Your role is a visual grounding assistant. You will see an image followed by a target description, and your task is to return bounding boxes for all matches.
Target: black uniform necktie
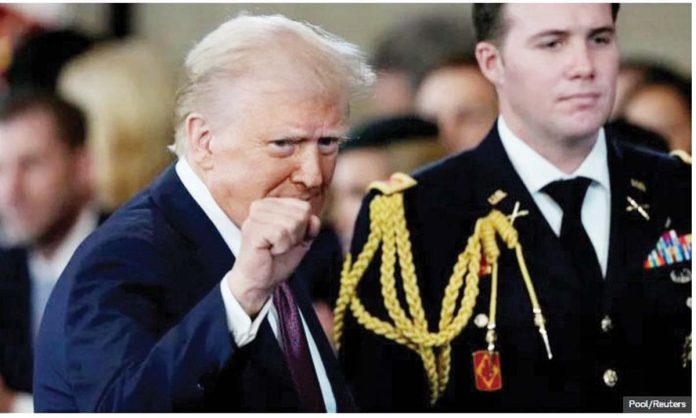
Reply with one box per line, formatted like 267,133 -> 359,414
542,177 -> 604,327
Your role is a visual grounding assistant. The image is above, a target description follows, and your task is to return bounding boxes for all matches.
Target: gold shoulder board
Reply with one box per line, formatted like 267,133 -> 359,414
670,149 -> 692,165
368,172 -> 417,195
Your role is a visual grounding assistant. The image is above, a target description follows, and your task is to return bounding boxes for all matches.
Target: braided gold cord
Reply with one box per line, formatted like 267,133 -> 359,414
333,192 -> 530,405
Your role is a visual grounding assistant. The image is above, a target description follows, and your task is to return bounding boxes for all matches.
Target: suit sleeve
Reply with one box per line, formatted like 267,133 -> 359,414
64,236 -> 235,412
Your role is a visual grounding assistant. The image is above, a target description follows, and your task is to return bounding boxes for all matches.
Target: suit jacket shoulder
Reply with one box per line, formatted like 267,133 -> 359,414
36,166 -> 235,412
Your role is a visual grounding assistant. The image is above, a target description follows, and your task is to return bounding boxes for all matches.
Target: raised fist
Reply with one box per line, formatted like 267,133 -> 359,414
226,197 -> 320,316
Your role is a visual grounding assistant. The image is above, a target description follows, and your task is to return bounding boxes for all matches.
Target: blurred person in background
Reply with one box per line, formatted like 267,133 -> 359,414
0,27 -> 94,242
368,13 -> 475,117
610,59 -> 652,120
330,115 -> 441,254
33,14 -> 373,412
415,55 -> 498,154
4,28 -> 95,95
0,92 -> 100,412
621,67 -> 691,154
58,40 -> 175,212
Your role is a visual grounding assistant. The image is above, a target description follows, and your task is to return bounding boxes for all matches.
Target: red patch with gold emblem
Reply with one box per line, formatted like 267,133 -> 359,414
473,350 -> 502,391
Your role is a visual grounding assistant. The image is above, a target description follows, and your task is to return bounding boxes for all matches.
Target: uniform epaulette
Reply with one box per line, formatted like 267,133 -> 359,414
368,172 -> 417,195
670,149 -> 692,165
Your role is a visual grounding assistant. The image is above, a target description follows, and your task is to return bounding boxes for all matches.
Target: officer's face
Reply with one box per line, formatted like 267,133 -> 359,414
479,4 -> 619,145
189,77 -> 348,228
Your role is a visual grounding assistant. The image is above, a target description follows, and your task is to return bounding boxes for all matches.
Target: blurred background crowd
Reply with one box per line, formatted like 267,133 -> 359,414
0,3 -> 691,412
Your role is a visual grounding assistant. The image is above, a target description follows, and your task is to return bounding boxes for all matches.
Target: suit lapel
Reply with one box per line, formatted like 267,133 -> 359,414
150,164 -> 235,287
150,164 -> 356,410
251,316 -> 297,389
150,166 -> 295,381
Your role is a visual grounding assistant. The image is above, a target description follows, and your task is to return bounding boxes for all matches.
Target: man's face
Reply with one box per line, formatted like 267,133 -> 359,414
330,148 -> 391,252
0,110 -> 84,246
488,4 -> 619,144
198,80 -> 348,227
371,70 -> 416,117
416,65 -> 498,153
624,85 -> 692,153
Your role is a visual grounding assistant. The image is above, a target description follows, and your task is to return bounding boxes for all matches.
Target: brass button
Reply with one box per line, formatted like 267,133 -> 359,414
474,313 -> 489,328
603,369 -> 618,387
601,315 -> 613,333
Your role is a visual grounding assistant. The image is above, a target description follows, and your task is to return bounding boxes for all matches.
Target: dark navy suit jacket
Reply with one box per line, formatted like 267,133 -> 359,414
341,126 -> 691,411
0,248 -> 33,393
0,213 -> 108,395
33,165 -> 354,412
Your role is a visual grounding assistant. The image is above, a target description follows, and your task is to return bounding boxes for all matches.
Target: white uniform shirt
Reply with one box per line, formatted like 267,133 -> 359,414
497,117 -> 611,276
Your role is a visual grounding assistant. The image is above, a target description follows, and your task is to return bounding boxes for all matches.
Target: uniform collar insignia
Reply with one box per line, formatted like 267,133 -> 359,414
630,178 -> 647,193
506,201 -> 529,226
626,196 -> 650,221
488,189 -> 507,206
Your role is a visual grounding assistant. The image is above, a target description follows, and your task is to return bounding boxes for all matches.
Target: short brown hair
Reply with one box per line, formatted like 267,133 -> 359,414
0,91 -> 86,150
473,3 -> 621,44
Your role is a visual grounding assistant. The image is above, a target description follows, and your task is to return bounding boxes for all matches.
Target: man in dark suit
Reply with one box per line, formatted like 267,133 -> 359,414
0,93 -> 97,412
33,14 -> 374,412
338,3 -> 691,412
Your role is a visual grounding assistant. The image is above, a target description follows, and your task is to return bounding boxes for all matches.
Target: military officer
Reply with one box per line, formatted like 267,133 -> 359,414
336,3 -> 691,412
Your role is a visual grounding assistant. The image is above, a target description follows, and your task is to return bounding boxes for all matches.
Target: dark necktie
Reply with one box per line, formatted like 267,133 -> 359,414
273,282 -> 326,412
542,177 -> 604,326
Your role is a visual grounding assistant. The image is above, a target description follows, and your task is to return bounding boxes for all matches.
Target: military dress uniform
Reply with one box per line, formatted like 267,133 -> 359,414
336,122 -> 691,412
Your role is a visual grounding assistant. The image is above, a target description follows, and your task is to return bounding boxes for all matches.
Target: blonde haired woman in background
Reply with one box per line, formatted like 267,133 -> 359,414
58,40 -> 175,211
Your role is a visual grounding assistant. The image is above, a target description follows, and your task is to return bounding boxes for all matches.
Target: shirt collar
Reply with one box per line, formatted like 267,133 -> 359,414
175,158 -> 242,257
28,205 -> 99,282
497,116 -> 610,193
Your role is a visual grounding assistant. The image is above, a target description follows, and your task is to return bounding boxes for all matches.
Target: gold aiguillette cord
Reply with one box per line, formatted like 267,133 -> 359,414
486,246 -> 553,360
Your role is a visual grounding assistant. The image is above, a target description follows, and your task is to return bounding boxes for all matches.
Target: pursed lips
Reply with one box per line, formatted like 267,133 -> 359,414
559,92 -> 602,102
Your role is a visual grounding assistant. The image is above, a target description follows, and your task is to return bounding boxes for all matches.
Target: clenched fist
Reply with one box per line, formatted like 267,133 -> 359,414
226,198 -> 320,316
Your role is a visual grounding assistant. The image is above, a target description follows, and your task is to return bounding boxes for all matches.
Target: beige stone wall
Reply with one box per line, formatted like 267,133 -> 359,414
71,3 -> 691,73
69,3 -> 691,121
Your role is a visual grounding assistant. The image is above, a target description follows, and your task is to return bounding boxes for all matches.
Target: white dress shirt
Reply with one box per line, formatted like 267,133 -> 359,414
175,158 -> 336,412
28,206 -> 100,337
497,117 -> 611,276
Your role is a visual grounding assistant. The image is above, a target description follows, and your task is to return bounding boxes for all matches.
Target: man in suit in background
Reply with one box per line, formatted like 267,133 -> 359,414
33,14 -> 374,412
338,3 -> 690,411
0,92 -> 97,412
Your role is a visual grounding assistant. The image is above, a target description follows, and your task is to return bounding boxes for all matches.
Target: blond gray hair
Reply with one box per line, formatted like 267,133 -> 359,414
59,40 -> 175,210
171,13 -> 375,156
